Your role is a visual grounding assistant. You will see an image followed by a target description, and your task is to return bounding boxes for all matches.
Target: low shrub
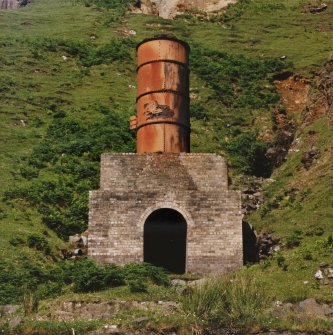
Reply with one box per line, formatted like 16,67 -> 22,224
285,232 -> 302,249
5,111 -> 135,239
9,236 -> 25,246
128,278 -> 148,293
27,233 -> 51,255
65,260 -> 125,293
275,252 -> 288,271
122,263 -> 170,286
225,132 -> 270,176
190,102 -> 209,121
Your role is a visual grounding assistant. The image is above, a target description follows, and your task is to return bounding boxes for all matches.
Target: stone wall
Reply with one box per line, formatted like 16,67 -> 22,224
88,153 -> 243,275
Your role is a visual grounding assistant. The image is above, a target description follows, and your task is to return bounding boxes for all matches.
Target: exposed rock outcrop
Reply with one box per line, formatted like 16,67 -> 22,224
133,0 -> 237,19
0,0 -> 30,10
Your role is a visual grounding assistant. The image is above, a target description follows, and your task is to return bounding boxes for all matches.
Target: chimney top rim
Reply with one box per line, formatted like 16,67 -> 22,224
136,35 -> 190,52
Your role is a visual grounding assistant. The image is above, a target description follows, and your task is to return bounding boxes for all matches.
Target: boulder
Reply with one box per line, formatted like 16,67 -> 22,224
133,0 -> 237,19
8,316 -> 22,328
0,305 -> 20,316
298,298 -> 331,317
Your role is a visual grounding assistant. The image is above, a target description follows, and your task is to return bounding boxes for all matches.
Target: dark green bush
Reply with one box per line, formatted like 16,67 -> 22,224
0,257 -> 47,304
9,236 -> 25,246
27,233 -> 51,255
225,132 -> 270,176
27,37 -> 134,69
80,0 -> 134,9
276,252 -> 288,271
0,207 -> 7,220
305,225 -> 324,237
122,263 -> 170,286
285,233 -> 302,249
20,166 -> 39,180
128,278 -> 148,293
191,46 -> 291,110
5,110 -> 135,239
63,260 -> 125,293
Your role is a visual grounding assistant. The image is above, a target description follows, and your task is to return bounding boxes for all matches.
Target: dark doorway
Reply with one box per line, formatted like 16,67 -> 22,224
144,208 -> 187,274
242,221 -> 259,264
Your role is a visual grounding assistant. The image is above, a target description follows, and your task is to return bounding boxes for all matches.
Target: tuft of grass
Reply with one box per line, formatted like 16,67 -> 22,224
182,272 -> 271,328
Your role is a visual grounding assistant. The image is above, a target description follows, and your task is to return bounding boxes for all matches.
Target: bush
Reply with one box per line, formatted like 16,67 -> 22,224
9,236 -> 25,246
285,233 -> 302,249
190,102 -> 209,121
69,260 -> 125,293
0,258 -> 47,304
128,278 -> 148,293
5,111 -> 135,239
20,166 -> 39,179
225,132 -> 270,176
191,46 -> 291,110
275,252 -> 288,271
122,263 -> 170,286
27,233 -> 51,255
182,272 -> 270,327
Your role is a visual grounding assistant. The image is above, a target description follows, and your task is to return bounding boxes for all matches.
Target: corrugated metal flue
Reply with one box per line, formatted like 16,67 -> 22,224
131,36 -> 190,153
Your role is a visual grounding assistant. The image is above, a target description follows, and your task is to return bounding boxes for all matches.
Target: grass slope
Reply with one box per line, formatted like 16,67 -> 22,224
0,0 -> 332,317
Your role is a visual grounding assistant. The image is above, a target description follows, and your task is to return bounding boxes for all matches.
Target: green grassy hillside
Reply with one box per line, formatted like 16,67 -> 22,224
0,0 -> 332,323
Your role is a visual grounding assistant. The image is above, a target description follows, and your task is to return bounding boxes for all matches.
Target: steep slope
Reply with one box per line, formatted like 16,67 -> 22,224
0,0 -> 332,309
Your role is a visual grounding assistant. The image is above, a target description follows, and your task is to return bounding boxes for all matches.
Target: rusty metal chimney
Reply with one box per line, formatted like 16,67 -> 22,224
130,36 -> 190,153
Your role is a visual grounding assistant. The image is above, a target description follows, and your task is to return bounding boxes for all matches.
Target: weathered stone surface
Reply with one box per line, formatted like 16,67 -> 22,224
89,153 -> 243,275
298,298 -> 333,317
8,316 -> 22,328
133,0 -> 237,19
37,300 -> 180,321
0,305 -> 20,316
0,0 -> 30,9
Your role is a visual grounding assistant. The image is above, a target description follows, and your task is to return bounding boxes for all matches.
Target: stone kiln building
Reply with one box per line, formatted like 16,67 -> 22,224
88,36 -> 243,274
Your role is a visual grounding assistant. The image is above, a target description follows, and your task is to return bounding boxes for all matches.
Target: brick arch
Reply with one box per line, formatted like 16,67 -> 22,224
137,202 -> 195,231
139,202 -> 192,273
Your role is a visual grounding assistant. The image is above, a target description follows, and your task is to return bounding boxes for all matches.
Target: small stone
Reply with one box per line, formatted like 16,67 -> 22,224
315,269 -> 324,279
171,279 -> 186,287
0,305 -> 20,316
104,325 -> 118,330
9,316 -> 22,328
135,317 -> 149,323
299,298 -> 325,316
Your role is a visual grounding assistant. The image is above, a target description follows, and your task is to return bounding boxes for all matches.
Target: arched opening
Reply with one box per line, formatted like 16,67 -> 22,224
144,208 -> 187,274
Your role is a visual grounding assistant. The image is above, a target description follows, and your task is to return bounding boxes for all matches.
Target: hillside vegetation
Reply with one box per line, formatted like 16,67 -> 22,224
0,0 -> 332,332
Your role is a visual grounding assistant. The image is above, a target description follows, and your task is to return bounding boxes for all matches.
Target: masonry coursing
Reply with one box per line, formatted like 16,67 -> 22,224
88,153 -> 243,274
